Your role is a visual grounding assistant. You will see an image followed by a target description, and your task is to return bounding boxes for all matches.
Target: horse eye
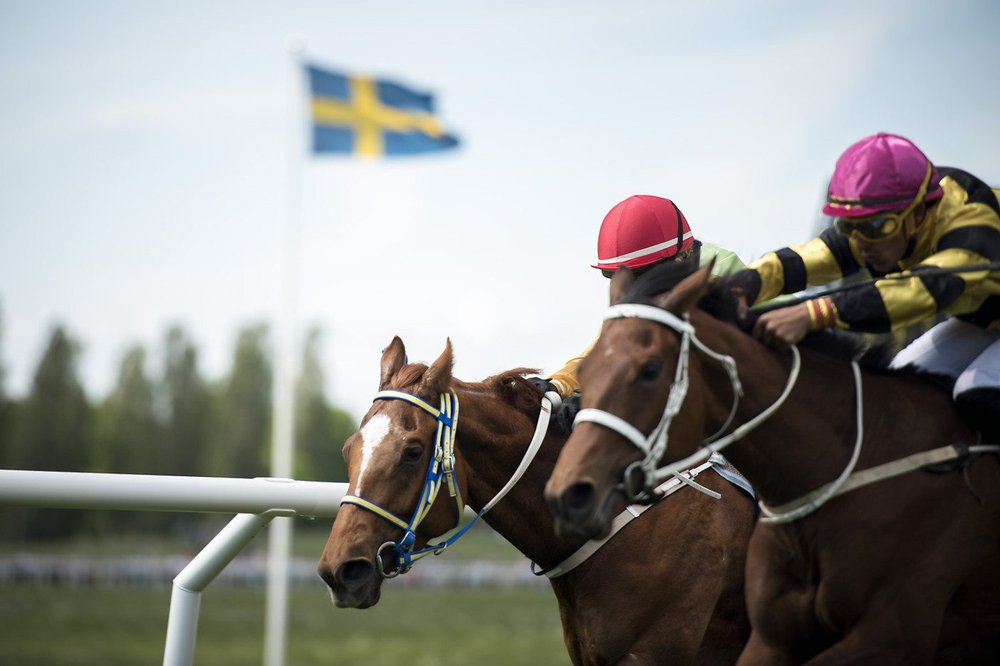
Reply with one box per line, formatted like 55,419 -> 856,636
639,360 -> 662,381
401,444 -> 424,464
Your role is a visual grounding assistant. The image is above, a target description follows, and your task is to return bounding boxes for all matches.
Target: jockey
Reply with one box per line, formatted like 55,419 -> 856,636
728,132 -> 1000,442
531,194 -> 746,419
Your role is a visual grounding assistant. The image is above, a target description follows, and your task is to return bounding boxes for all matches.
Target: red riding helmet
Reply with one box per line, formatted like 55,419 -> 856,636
593,195 -> 694,271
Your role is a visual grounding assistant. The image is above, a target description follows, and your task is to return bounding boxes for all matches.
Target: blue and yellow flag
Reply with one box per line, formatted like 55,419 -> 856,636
306,64 -> 459,157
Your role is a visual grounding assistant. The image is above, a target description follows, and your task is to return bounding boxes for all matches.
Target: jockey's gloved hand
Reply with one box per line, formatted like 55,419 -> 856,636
552,393 -> 581,436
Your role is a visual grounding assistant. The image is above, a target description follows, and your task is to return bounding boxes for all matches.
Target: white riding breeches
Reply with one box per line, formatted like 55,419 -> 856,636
889,317 -> 1000,398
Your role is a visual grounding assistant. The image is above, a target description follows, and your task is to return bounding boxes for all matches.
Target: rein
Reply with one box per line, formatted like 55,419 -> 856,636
576,300 -> 1000,523
341,388 -> 553,578
535,458 -> 718,578
749,260 -> 1000,317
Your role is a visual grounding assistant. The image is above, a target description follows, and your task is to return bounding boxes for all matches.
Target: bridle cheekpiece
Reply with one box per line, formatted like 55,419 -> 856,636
340,385 -> 553,577
340,389 -> 464,578
574,302 -> 748,502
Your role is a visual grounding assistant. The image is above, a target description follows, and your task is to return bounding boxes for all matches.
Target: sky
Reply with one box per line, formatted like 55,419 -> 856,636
1,0 -> 999,423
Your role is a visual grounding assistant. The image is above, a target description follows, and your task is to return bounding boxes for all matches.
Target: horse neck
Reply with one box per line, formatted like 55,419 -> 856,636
452,385 -> 575,567
690,312 -> 971,506
687,313 -> 909,506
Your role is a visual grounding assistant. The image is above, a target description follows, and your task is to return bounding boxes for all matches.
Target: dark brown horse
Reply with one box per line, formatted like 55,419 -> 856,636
545,261 -> 1000,664
318,336 -> 756,665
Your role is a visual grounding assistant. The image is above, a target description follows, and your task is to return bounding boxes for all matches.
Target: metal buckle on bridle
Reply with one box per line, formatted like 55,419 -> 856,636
376,541 -> 406,579
619,460 -> 661,504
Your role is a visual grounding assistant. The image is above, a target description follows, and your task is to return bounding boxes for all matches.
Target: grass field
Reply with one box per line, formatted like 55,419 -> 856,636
0,583 -> 570,665
0,523 -> 570,665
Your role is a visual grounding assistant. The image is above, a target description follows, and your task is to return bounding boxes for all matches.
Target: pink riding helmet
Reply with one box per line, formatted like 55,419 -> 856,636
823,132 -> 943,219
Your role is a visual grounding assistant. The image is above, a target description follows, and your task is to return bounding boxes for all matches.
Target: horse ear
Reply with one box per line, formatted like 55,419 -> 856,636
423,338 -> 454,395
657,260 -> 714,314
609,268 -> 636,305
379,336 -> 407,389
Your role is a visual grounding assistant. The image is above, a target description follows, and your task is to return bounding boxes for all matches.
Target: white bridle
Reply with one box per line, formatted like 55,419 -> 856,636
573,302 -> 801,503
572,300 -> 1000,524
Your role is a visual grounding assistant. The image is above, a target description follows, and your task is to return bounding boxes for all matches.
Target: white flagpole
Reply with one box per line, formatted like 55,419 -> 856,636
264,33 -> 307,666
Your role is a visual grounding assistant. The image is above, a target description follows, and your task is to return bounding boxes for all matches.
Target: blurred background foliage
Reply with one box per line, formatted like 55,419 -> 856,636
0,303 -> 355,544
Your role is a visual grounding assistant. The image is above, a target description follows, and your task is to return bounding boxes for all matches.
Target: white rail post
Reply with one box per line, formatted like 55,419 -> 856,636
0,470 -> 348,666
164,512 -> 275,666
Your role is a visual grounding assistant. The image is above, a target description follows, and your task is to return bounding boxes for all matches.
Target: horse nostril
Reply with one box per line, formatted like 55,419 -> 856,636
562,481 -> 597,519
317,562 -> 337,589
334,558 -> 374,592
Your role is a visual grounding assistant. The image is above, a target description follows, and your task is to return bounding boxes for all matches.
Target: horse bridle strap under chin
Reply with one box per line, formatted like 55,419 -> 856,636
341,388 -> 553,578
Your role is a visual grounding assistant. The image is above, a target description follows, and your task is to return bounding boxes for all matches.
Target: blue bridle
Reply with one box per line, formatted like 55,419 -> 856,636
340,389 -> 468,578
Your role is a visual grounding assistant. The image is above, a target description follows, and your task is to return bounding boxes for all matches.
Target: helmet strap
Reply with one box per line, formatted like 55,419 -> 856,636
901,203 -> 929,261
690,240 -> 702,266
670,200 -> 685,259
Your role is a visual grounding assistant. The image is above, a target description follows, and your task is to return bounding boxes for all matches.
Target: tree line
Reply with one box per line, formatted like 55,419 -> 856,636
0,309 -> 356,543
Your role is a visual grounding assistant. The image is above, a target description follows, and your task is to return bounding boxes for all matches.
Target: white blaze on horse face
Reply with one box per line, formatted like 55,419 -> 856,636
354,414 -> 391,497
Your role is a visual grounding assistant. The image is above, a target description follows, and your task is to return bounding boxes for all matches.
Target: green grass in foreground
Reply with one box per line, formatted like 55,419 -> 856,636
0,583 -> 570,666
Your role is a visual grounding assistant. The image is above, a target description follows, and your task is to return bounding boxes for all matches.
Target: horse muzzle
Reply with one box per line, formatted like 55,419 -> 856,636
546,477 -> 615,541
317,555 -> 382,609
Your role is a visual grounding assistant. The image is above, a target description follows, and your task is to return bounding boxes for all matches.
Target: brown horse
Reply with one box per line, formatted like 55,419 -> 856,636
545,261 -> 1000,664
318,336 -> 756,665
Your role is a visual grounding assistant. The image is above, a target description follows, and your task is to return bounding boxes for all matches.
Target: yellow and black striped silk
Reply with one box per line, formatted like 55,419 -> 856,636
747,167 -> 1000,333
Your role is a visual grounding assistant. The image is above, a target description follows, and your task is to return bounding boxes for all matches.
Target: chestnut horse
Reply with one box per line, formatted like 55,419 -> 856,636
545,261 -> 1000,664
318,336 -> 756,665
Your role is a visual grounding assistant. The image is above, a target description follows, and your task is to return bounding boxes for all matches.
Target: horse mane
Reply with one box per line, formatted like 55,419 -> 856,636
624,258 -> 703,305
477,369 -> 543,414
387,360 -> 545,415
624,260 -> 894,371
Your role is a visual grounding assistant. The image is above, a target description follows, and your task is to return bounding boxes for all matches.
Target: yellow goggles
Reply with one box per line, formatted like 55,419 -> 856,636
835,213 -> 906,242
834,163 -> 932,242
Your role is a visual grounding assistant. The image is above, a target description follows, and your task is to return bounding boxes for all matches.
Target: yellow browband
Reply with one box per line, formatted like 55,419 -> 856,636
339,389 -> 464,575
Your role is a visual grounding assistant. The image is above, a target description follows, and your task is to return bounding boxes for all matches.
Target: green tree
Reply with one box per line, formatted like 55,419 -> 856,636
90,345 -> 160,533
208,324 -> 271,478
11,325 -> 91,540
160,326 -> 210,477
295,327 -> 354,482
93,345 -> 159,474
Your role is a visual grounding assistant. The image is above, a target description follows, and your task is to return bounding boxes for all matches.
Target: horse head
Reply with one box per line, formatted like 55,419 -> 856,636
545,261 -> 723,540
317,336 -> 469,608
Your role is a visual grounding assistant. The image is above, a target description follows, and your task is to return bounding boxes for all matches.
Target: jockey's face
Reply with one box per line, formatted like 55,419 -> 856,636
853,211 -> 915,273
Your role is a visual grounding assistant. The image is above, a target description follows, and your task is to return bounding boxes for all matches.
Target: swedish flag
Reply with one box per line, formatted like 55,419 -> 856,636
307,64 -> 460,157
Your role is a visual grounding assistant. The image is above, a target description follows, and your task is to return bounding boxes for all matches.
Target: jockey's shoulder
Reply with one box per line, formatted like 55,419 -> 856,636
699,242 -> 746,277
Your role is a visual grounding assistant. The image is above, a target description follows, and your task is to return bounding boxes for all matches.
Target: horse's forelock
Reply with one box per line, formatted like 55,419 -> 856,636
388,363 -> 429,391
